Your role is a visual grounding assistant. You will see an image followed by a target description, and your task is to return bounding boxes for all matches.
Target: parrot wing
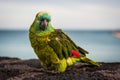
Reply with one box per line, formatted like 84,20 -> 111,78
48,29 -> 88,60
55,29 -> 89,54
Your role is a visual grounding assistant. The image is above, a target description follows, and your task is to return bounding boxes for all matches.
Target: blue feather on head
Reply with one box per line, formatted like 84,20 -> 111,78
39,13 -> 51,22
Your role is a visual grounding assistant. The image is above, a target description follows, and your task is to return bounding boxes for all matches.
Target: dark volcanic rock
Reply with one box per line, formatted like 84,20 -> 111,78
0,57 -> 120,80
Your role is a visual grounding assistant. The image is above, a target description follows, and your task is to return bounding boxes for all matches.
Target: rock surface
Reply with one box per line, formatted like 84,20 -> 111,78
0,57 -> 120,80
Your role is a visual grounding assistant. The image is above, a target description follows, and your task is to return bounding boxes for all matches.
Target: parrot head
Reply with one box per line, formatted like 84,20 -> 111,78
30,11 -> 54,36
36,11 -> 51,31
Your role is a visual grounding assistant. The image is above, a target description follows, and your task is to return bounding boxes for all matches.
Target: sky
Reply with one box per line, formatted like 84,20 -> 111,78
0,0 -> 120,30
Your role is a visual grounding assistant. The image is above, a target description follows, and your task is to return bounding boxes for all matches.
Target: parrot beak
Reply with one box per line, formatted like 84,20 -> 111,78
40,19 -> 48,31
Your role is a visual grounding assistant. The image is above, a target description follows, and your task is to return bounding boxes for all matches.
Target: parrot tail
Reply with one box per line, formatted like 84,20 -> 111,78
80,57 -> 100,67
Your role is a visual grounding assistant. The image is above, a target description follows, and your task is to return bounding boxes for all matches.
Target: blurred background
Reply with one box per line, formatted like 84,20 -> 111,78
0,0 -> 120,62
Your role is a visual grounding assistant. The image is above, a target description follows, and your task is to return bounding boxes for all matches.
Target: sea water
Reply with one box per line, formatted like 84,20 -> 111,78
0,30 -> 120,62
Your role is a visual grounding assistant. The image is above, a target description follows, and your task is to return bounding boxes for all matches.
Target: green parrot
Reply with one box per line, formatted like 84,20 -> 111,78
29,11 -> 100,72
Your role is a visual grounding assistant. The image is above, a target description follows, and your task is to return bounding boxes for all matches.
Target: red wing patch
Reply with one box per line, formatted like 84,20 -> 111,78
72,50 -> 80,57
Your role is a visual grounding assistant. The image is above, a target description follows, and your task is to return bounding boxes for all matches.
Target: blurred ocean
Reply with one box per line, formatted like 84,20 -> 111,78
0,30 -> 120,62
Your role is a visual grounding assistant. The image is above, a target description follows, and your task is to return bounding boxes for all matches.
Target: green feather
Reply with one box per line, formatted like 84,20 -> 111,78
29,11 -> 100,72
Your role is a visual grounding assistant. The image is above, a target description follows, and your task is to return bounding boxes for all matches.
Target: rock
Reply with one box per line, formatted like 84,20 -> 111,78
0,57 -> 120,80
